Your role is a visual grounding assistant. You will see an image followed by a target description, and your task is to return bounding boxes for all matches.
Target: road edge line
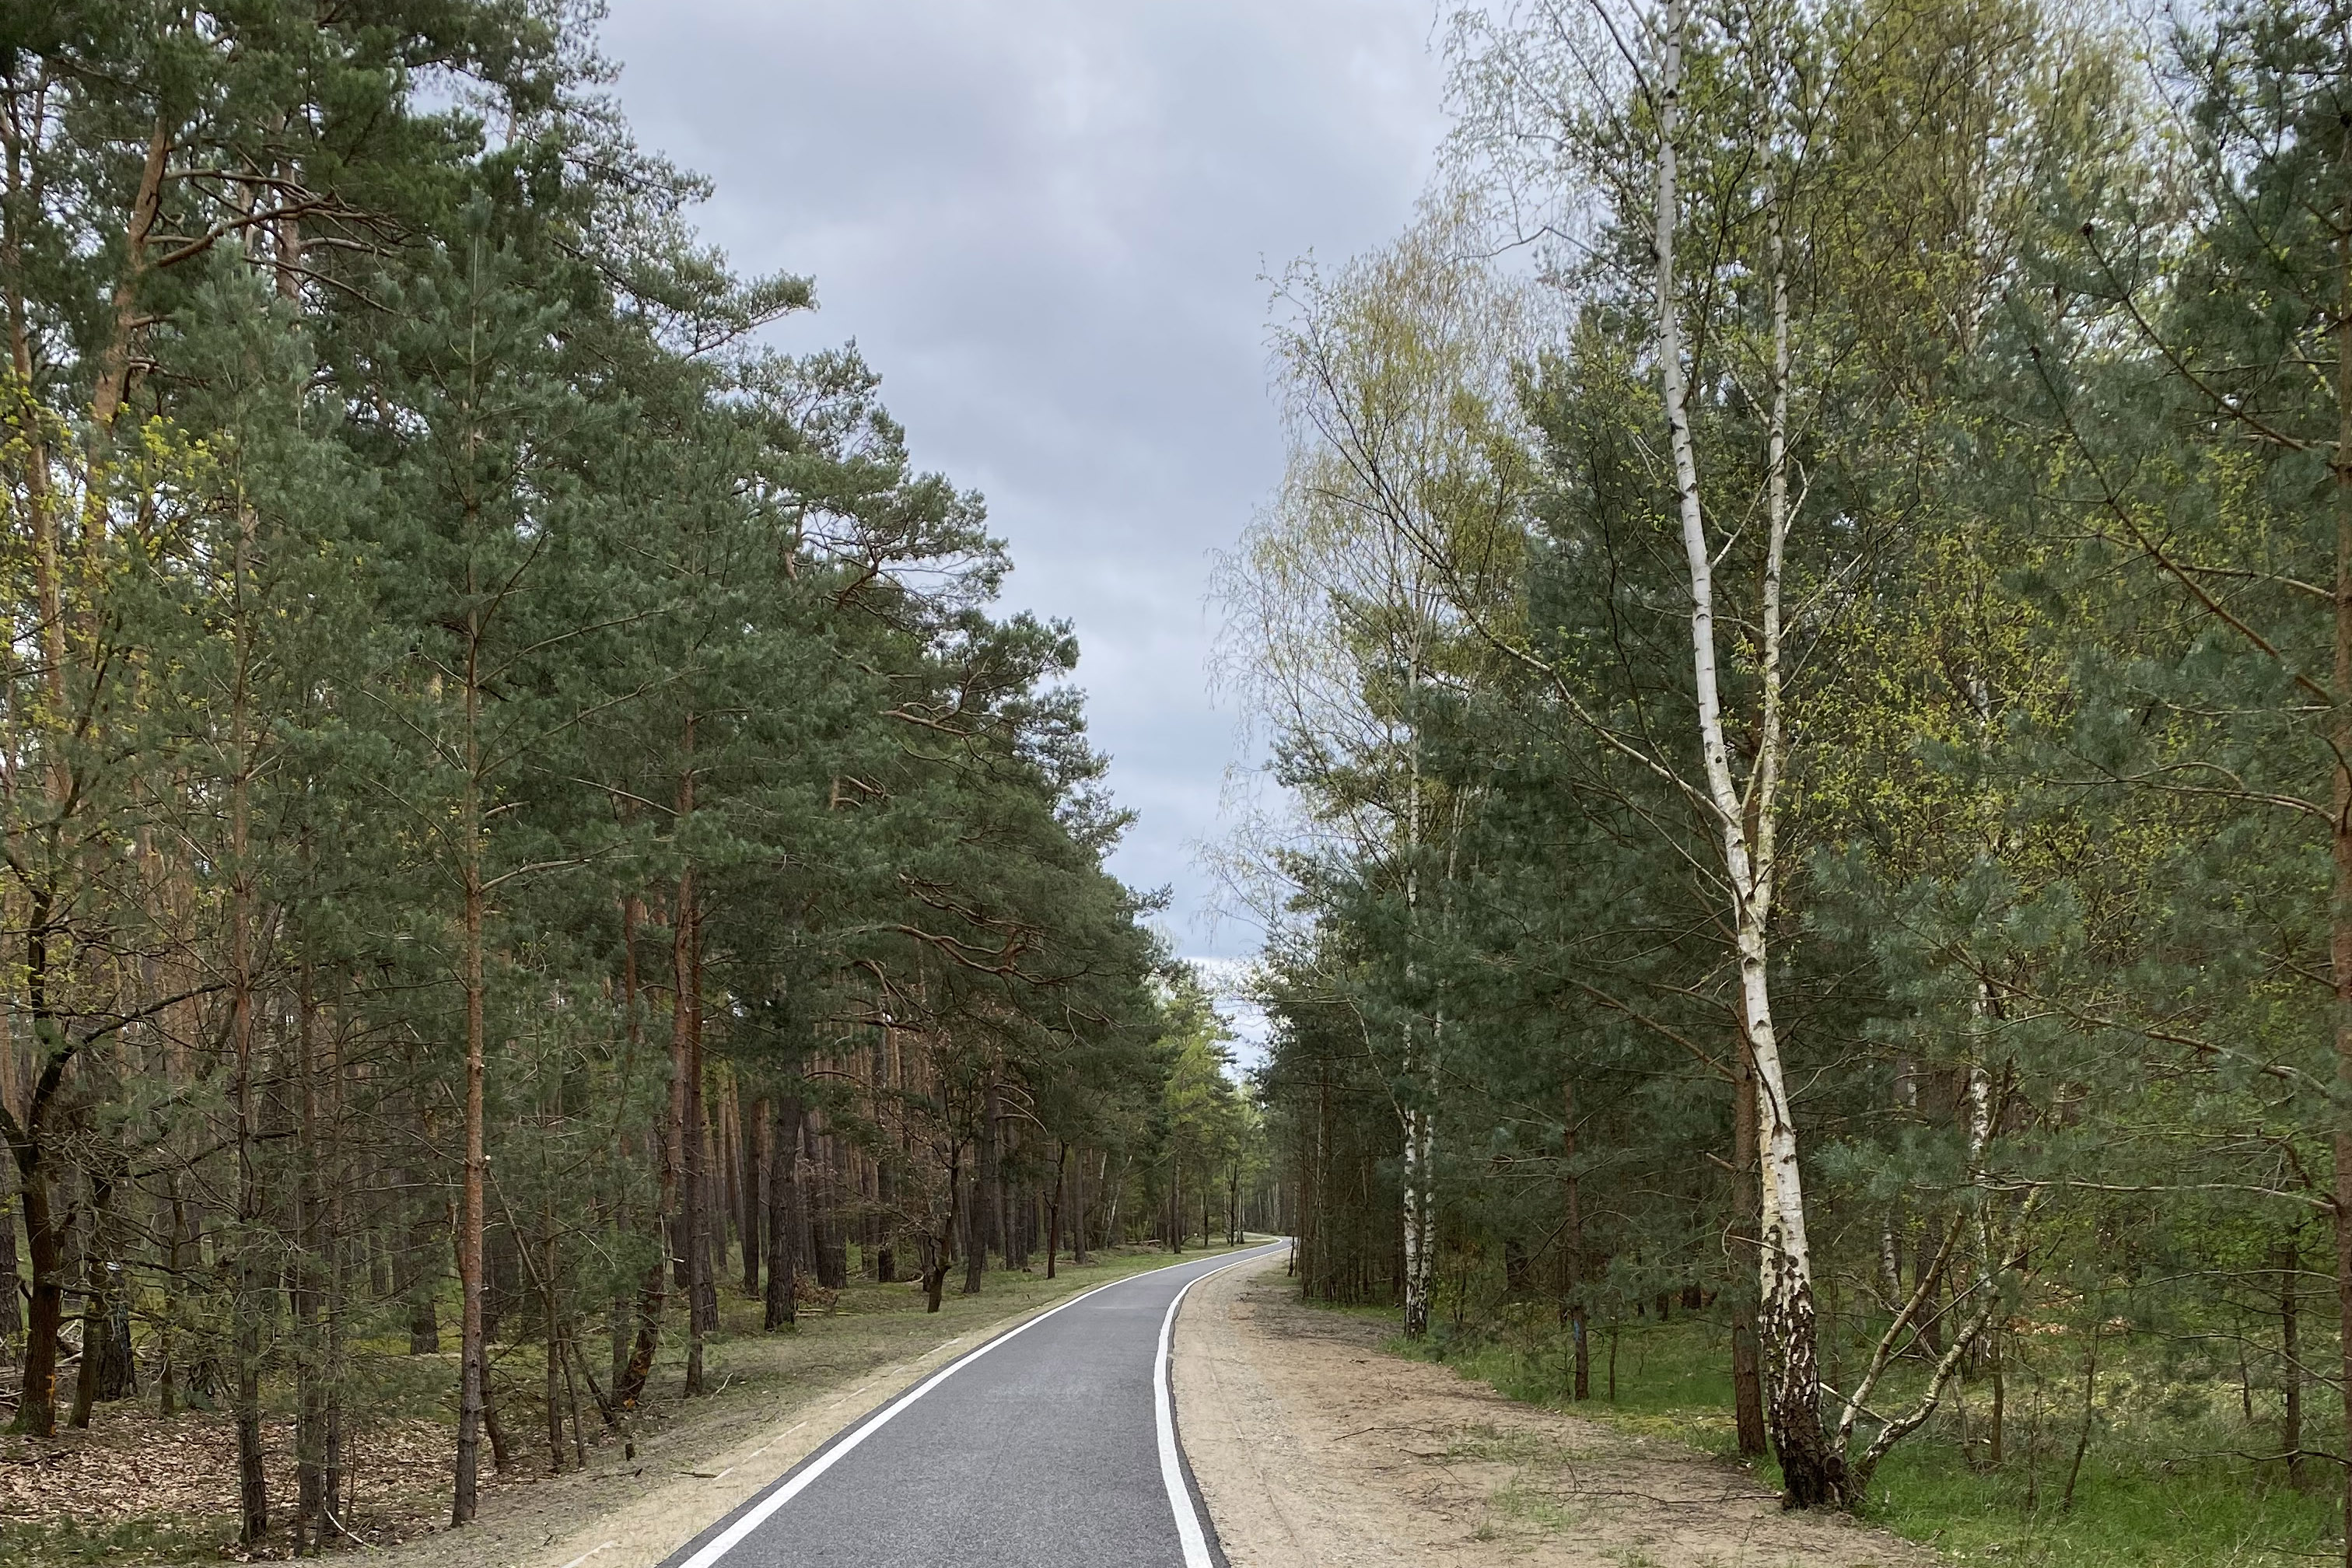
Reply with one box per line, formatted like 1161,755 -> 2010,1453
1156,1242 -> 1287,1568
667,1241 -> 1279,1568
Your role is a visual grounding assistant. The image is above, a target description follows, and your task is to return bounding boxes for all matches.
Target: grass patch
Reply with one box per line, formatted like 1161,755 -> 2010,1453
1358,1300 -> 2333,1568
1862,1434 -> 2337,1566
1484,1475 -> 1585,1533
0,1517 -> 227,1567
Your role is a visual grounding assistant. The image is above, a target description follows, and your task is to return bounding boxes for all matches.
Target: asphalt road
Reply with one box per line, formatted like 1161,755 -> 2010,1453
658,1240 -> 1289,1568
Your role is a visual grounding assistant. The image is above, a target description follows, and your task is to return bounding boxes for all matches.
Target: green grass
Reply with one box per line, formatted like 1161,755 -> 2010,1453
0,1517 -> 226,1568
1374,1302 -> 2336,1568
1862,1430 -> 2338,1566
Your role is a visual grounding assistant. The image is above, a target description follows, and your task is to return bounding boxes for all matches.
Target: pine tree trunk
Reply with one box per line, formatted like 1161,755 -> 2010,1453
743,1095 -> 766,1295
545,1230 -> 566,1475
0,1163 -> 20,1356
229,619 -> 270,1541
874,1152 -> 896,1285
294,983 -> 331,1554
452,852 -> 488,1522
817,1125 -> 848,1290
618,892 -> 664,1408
68,1174 -> 118,1428
765,1096 -> 802,1330
962,1164 -> 986,1293
452,611 -> 489,1525
401,1151 -> 441,1353
1561,1079 -> 1589,1402
974,1083 -> 1000,1281
2329,152 -> 2352,1564
678,851 -> 708,1396
924,1152 -> 958,1313
1047,1143 -> 1066,1279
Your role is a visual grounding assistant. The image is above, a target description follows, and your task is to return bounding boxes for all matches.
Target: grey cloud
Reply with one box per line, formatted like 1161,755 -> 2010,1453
600,0 -> 1448,954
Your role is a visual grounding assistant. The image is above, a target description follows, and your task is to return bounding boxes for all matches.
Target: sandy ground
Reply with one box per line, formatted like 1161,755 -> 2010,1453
372,1318 -> 985,1568
1173,1265 -> 1934,1568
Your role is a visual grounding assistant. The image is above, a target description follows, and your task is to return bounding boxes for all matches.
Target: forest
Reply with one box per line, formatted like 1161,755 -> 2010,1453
0,0 -> 1272,1554
1218,0 -> 2352,1561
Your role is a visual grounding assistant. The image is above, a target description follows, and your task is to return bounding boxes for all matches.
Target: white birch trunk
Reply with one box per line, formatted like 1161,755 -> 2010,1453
1400,657 -> 1436,1338
1650,3 -> 1844,1503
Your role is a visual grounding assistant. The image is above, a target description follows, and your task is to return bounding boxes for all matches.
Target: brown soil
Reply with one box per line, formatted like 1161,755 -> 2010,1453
1174,1264 -> 1934,1568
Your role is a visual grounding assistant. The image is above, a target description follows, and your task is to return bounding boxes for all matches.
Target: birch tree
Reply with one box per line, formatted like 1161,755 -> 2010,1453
1215,209 -> 1528,1335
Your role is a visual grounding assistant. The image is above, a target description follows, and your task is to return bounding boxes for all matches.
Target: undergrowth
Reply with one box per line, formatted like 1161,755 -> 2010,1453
1377,1304 -> 2336,1568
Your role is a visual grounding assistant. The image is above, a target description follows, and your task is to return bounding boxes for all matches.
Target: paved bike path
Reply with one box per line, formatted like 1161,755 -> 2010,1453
656,1241 -> 1287,1568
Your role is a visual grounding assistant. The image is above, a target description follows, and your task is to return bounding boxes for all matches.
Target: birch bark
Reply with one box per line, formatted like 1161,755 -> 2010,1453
1648,3 -> 1844,1503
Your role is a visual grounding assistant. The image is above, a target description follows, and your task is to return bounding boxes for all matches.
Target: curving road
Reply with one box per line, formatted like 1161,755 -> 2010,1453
656,1241 -> 1287,1568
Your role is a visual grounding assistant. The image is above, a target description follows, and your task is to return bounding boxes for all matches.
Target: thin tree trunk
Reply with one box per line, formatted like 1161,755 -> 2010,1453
2328,134 -> 2352,1563
2062,1314 -> 2099,1510
452,596 -> 490,1525
293,982 -> 331,1553
925,1152 -> 959,1313
481,1355 -> 512,1475
229,550 -> 268,1542
1648,17 -> 1841,1501
975,1083 -> 1000,1279
2283,1235 -> 2305,1486
744,1094 -> 767,1296
545,1235 -> 565,1474
1731,1051 -> 1767,1457
0,1162 -> 19,1357
675,742 -> 709,1398
1562,1079 -> 1588,1402
1047,1143 -> 1066,1279
68,1173 -> 115,1429
765,1095 -> 802,1330
618,892 -> 666,1408
962,1164 -> 986,1293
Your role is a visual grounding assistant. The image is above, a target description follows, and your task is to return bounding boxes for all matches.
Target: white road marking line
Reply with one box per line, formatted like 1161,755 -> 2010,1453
673,1244 -> 1279,1568
674,1262 -> 1175,1568
712,1467 -> 733,1480
1157,1247 -> 1281,1568
558,1540 -> 618,1568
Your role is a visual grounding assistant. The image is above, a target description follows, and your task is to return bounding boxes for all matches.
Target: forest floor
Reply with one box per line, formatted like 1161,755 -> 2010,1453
0,1240 -> 1258,1567
1174,1262 -> 1930,1568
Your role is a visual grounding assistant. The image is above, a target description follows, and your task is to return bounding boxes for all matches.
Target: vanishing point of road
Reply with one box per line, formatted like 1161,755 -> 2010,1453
656,1240 -> 1289,1568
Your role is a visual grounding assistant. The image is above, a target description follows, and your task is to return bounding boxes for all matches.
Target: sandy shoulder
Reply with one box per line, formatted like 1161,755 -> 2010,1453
1172,1263 -> 1932,1568
384,1305 -> 1017,1568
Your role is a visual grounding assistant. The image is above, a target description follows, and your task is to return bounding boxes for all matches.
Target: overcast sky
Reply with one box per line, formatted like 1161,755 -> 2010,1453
597,1 -> 1451,989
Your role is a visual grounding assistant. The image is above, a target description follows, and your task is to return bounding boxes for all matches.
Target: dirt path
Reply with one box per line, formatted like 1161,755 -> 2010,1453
1174,1265 -> 1933,1568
